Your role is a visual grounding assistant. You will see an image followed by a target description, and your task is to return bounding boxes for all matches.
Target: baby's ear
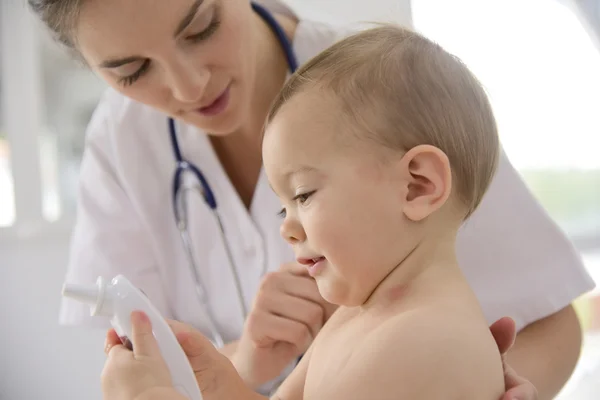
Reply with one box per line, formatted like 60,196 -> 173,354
399,145 -> 452,222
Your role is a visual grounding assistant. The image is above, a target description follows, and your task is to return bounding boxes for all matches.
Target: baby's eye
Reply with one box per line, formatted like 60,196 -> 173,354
293,190 -> 316,205
277,208 -> 287,218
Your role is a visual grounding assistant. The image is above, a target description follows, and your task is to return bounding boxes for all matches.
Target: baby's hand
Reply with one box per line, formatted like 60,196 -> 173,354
103,312 -> 262,400
102,311 -> 185,400
167,319 -> 262,400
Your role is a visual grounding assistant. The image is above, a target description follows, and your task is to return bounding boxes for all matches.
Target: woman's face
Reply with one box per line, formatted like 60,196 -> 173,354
76,0 -> 257,135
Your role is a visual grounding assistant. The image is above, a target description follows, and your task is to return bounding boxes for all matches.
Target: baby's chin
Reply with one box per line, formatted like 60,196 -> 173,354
315,277 -> 361,307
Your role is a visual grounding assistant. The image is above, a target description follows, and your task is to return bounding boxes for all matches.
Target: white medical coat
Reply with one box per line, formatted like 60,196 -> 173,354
60,1 -> 594,347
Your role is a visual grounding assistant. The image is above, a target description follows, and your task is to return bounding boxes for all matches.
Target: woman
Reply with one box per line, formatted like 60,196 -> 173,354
30,0 -> 592,398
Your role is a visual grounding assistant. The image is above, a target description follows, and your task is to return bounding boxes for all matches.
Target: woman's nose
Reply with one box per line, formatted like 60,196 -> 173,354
167,57 -> 210,104
280,215 -> 307,245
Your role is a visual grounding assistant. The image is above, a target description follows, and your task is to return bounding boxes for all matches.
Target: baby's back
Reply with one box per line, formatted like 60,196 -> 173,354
304,283 -> 504,399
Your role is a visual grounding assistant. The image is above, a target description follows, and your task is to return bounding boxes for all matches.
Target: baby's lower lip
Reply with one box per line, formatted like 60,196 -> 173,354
306,257 -> 326,277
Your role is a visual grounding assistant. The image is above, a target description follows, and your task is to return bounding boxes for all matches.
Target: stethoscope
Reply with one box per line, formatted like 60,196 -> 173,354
169,2 -> 298,349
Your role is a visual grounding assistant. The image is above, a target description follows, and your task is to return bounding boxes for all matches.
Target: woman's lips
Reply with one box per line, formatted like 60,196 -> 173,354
196,85 -> 230,117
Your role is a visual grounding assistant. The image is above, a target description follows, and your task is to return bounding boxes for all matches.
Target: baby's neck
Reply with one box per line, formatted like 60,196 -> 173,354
360,230 -> 463,311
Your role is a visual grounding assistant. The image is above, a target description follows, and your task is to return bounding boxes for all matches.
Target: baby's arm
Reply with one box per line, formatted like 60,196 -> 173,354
315,314 -> 497,400
270,343 -> 314,400
136,387 -> 191,400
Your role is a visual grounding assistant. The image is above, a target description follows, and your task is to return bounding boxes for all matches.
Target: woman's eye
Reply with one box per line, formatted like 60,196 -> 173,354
117,59 -> 150,87
186,14 -> 221,43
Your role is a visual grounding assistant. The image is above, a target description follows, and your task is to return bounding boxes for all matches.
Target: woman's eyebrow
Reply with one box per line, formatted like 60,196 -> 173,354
98,0 -> 205,69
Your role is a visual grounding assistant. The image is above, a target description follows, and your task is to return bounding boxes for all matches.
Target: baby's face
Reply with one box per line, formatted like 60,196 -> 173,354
263,89 -> 414,307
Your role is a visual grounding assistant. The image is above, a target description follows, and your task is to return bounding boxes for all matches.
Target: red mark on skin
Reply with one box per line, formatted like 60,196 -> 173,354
387,284 -> 410,303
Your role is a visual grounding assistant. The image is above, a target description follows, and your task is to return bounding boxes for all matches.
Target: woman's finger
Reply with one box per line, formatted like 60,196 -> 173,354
130,310 -> 161,359
261,271 -> 327,312
260,265 -> 330,311
503,362 -> 533,390
503,382 -> 538,400
489,317 -> 517,355
279,262 -> 312,276
282,274 -> 327,305
499,358 -> 538,399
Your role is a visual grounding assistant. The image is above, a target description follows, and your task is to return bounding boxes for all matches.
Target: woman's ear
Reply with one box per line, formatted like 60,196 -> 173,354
399,145 -> 452,222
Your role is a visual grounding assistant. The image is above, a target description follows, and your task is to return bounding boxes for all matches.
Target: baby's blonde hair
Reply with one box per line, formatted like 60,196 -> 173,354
268,25 -> 500,218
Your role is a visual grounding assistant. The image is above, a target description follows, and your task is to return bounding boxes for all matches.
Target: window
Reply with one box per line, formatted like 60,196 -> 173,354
0,109 -> 16,228
38,33 -> 106,221
1,3 -> 15,227
412,0 -> 600,398
0,1 -> 105,233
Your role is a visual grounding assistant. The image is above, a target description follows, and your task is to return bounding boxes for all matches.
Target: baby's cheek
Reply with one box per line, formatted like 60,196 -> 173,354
312,211 -> 345,246
322,229 -> 357,269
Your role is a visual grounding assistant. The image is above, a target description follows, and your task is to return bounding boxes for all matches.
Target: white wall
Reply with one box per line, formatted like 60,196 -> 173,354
0,1 -> 413,399
284,0 -> 412,26
0,230 -> 106,400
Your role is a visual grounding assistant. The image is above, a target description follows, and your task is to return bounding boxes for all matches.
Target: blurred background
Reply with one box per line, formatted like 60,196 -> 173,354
1,0 -> 599,398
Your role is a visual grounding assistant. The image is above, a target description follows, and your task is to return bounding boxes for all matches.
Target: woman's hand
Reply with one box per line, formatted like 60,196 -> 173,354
490,317 -> 539,400
233,262 -> 337,388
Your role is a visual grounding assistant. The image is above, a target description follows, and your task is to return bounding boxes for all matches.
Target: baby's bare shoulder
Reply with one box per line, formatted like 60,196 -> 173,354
375,306 -> 493,346
363,308 -> 487,359
373,308 -> 503,372
315,308 -> 504,400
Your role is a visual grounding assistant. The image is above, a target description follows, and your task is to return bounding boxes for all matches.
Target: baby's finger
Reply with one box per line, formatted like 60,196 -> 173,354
130,310 -> 160,359
174,330 -> 222,395
102,344 -> 135,389
104,328 -> 122,355
106,343 -> 131,360
176,329 -> 217,361
167,319 -> 195,336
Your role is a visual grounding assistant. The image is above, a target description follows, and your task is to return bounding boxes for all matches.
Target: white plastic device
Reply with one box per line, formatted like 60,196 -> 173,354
62,275 -> 203,400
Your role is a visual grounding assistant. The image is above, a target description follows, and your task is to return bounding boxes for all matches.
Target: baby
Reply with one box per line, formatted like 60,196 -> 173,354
103,25 -> 505,399
261,24 -> 504,400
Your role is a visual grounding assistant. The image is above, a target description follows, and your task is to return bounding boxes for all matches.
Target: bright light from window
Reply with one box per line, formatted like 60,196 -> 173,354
413,0 -> 600,170
413,2 -> 600,399
0,138 -> 15,227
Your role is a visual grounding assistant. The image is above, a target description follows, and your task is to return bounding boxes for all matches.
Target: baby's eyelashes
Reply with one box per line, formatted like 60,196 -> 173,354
277,190 -> 316,218
293,190 -> 316,205
277,207 -> 287,218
